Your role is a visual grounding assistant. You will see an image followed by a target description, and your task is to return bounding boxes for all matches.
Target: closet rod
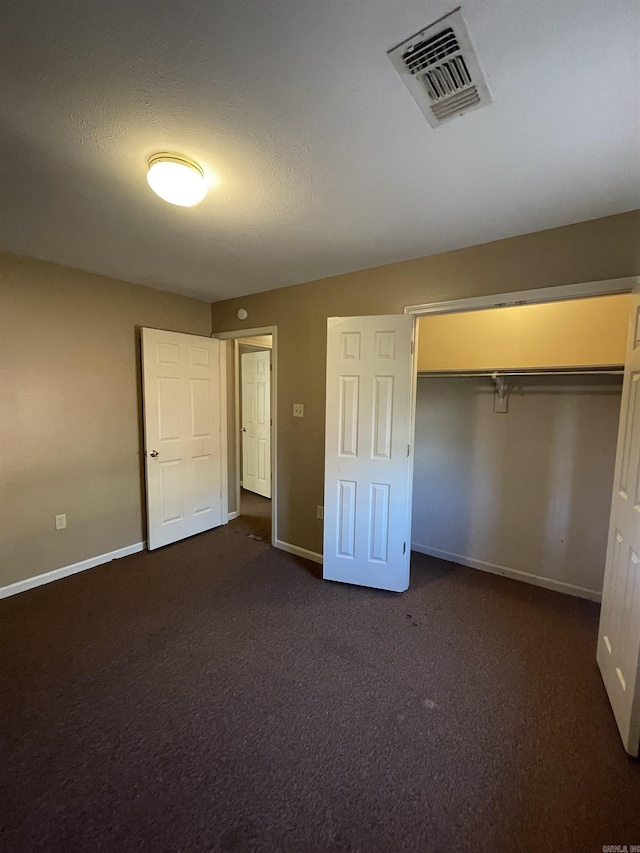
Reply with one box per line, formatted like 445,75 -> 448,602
417,367 -> 624,378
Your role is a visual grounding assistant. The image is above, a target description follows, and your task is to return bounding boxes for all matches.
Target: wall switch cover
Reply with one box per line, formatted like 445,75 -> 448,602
293,403 -> 304,417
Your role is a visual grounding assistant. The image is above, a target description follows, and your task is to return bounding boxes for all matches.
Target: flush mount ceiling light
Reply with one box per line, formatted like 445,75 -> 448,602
147,153 -> 207,207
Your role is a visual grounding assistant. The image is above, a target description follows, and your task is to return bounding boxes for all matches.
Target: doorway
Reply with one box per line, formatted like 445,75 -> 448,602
406,277 -> 640,756
410,292 -> 629,600
238,336 -> 272,540
214,327 -> 278,547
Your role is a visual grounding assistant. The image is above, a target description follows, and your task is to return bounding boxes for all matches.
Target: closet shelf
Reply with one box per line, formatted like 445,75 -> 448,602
417,365 -> 624,378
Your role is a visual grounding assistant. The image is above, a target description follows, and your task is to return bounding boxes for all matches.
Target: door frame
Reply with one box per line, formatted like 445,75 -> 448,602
213,326 -> 278,546
239,344 -> 272,499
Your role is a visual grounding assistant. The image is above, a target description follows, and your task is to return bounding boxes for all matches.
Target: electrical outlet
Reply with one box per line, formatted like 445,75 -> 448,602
55,514 -> 66,530
293,403 -> 304,418
316,505 -> 324,520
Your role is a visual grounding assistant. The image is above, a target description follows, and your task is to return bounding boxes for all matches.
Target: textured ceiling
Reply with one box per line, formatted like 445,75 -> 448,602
1,0 -> 639,301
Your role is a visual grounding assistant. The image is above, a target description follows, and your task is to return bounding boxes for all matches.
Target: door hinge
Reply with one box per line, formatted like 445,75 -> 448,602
403,542 -> 406,555
407,444 -> 410,457
410,340 -> 414,355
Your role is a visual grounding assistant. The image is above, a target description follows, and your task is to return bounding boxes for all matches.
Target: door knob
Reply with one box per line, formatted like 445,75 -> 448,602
241,427 -> 246,432
150,450 -> 159,457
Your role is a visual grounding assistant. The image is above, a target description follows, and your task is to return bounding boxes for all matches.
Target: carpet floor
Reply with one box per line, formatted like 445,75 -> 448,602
239,488 -> 272,542
1,517 -> 639,852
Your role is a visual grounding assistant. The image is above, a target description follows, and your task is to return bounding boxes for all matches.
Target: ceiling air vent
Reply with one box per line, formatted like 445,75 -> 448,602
388,7 -> 491,128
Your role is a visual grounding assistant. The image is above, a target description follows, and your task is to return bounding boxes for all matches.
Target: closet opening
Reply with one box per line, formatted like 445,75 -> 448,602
409,290 -> 631,601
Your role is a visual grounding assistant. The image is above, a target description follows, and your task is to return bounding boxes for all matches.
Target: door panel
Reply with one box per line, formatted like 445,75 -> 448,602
324,315 -> 415,592
369,482 -> 390,562
241,349 -> 271,498
190,379 -> 211,437
142,328 -> 225,550
159,460 -> 183,524
598,287 -> 640,756
337,479 -> 357,558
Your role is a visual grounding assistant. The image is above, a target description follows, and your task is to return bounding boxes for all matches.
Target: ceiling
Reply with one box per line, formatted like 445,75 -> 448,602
1,0 -> 638,302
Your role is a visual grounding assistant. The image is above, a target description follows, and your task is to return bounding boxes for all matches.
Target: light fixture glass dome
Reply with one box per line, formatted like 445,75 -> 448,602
147,153 -> 207,207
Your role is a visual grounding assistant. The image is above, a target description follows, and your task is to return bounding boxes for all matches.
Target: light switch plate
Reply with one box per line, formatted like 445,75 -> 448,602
293,403 -> 304,417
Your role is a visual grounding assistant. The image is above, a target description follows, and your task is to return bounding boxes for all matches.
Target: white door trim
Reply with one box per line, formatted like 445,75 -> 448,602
233,340 -> 241,514
213,327 -> 278,546
404,276 -> 639,317
237,336 -> 273,349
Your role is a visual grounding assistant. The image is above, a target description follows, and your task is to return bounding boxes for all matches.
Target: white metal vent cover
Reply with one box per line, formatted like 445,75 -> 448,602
388,7 -> 491,127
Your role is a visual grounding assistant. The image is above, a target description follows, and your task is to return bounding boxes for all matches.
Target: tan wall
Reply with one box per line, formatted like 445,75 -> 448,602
418,294 -> 630,372
412,375 -> 622,594
0,253 -> 212,587
210,210 -> 640,556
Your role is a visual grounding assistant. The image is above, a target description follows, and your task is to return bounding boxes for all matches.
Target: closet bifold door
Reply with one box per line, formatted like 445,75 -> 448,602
597,286 -> 640,757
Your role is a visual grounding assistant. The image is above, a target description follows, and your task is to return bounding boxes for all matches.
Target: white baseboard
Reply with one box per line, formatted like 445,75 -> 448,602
227,511 -> 239,521
274,539 -> 323,565
411,543 -> 602,602
0,542 -> 146,601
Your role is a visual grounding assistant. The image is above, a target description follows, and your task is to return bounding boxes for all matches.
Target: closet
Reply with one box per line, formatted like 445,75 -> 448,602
412,294 -> 630,600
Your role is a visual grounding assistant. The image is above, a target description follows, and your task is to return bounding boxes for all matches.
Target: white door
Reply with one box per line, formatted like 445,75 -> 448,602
597,287 -> 640,756
241,349 -> 271,498
323,315 -> 415,592
142,328 -> 226,550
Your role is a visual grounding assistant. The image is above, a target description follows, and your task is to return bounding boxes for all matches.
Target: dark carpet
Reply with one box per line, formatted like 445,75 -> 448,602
239,488 -> 271,542
1,517 -> 639,853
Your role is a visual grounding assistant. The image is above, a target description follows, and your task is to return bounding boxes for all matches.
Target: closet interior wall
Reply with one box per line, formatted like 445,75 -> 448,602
411,374 -> 622,598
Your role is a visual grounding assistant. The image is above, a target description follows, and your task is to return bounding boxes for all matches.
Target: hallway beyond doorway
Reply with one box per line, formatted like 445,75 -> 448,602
240,487 -> 271,542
